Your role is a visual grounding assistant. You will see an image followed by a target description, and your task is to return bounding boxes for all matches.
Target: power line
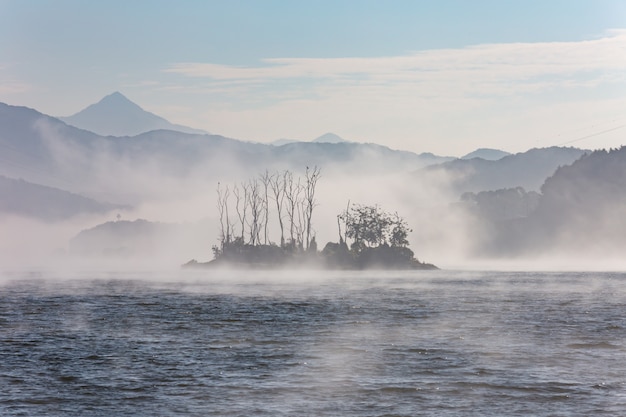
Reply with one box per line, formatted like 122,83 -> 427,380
555,124 -> 626,146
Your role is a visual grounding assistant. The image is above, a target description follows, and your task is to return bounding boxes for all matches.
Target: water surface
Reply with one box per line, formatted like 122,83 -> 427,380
1,270 -> 625,416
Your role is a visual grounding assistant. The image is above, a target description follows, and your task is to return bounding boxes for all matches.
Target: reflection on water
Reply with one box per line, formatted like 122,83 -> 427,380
1,270 -> 625,416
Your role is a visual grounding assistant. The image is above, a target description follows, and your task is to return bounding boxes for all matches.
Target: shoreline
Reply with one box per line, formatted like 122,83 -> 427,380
182,258 -> 439,271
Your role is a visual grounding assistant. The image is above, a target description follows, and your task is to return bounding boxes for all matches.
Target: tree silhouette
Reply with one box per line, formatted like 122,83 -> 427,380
204,178 -> 435,270
339,204 -> 411,251
213,167 -> 321,253
269,171 -> 286,247
304,166 -> 321,250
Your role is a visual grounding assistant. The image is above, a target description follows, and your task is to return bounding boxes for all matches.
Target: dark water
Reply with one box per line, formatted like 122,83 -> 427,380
1,270 -> 625,416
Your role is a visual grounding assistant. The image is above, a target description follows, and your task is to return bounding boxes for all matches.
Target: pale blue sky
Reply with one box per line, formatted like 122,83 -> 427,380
1,0 -> 625,155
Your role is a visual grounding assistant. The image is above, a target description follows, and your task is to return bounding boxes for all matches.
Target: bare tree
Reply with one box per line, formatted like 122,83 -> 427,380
269,171 -> 286,247
246,178 -> 263,245
216,182 -> 231,247
295,197 -> 307,249
216,168 -> 320,252
303,166 -> 321,249
233,183 -> 249,241
259,170 -> 271,245
337,199 -> 350,244
284,170 -> 302,247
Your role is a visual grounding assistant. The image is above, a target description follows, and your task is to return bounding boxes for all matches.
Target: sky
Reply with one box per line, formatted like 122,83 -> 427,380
1,0 -> 626,156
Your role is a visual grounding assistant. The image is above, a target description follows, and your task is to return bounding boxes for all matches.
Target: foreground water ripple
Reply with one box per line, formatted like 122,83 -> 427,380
1,270 -> 625,416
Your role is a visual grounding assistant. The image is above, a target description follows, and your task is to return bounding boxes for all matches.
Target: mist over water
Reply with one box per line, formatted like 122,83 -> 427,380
3,95 -> 626,417
2,4 -> 626,414
1,270 -> 625,416
3,101 -> 626,269
4,164 -> 626,271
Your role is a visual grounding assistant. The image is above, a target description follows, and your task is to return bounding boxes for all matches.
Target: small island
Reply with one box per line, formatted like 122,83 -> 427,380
185,167 -> 437,270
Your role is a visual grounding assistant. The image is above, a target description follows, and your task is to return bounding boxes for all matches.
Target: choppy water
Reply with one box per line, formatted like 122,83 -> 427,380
1,270 -> 625,416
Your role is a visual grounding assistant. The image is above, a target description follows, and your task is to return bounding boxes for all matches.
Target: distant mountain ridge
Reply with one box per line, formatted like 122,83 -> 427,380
461,148 -> 510,161
270,138 -> 297,146
0,102 -> 452,204
0,175 -> 126,221
422,147 -> 589,193
312,132 -> 348,144
469,147 -> 626,257
3,96 -> 618,264
270,132 -> 349,146
60,92 -> 206,137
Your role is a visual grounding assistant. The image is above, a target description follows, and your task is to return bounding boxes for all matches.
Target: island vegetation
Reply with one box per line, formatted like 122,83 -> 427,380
185,167 -> 436,270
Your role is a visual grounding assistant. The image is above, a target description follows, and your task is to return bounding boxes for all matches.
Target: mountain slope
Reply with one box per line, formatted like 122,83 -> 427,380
312,132 -> 348,144
0,102 -> 250,194
273,141 -> 452,174
422,147 -> 589,193
60,92 -> 206,136
461,148 -> 511,161
0,102 -> 103,189
537,147 -> 626,225
1,101 -> 452,205
0,175 -> 126,221
271,132 -> 350,146
270,138 -> 297,146
69,218 -> 212,261
466,147 -> 626,257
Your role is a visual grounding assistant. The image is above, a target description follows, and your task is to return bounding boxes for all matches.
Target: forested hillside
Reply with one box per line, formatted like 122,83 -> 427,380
469,147 -> 626,257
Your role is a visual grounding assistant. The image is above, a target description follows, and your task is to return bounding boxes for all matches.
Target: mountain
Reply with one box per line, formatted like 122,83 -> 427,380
460,187 -> 541,223
272,141 -> 452,174
0,175 -> 126,222
471,147 -> 626,257
70,219 -> 175,257
0,101 -> 452,205
69,218 -> 211,261
312,132 -> 348,144
0,102 -> 103,190
270,132 -> 349,146
270,138 -> 298,146
537,147 -> 626,229
461,148 -> 511,161
60,92 -> 206,136
0,102 -> 260,196
421,147 -> 589,193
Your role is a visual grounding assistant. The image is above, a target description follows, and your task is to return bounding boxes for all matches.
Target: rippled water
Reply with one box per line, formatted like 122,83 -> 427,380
1,270 -> 625,416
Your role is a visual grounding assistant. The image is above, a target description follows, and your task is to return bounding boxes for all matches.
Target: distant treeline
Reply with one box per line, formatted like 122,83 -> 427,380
463,146 -> 626,257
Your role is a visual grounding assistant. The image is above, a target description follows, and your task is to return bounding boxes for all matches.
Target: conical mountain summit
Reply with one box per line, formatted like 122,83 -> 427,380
60,92 -> 206,137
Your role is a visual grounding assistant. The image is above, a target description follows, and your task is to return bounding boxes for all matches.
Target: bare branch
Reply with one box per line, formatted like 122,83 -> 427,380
269,171 -> 286,247
304,166 -> 321,249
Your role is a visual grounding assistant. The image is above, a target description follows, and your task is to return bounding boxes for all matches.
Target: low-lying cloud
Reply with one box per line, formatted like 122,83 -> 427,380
161,30 -> 626,155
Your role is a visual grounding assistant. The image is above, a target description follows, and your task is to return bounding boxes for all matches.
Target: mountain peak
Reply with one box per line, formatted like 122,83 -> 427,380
461,148 -> 511,161
60,92 -> 205,137
102,91 -> 131,102
312,132 -> 347,144
93,91 -> 143,111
